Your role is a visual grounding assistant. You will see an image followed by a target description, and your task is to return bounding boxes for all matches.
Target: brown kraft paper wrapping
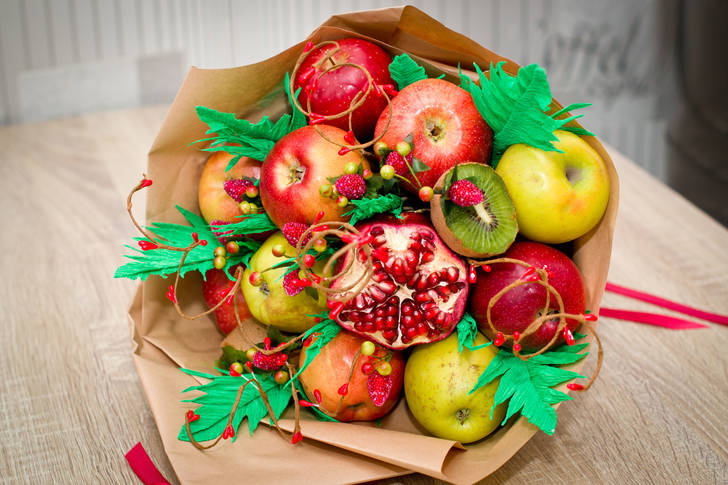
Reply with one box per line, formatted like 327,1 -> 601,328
127,5 -> 619,484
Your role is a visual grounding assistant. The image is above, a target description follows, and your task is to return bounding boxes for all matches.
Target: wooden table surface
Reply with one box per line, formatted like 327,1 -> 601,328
1,106 -> 726,485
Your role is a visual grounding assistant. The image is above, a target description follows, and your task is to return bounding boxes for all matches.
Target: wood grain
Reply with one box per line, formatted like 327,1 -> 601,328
0,106 -> 726,484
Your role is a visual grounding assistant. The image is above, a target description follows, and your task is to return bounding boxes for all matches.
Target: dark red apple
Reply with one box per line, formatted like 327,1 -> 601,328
202,267 -> 252,335
298,331 -> 404,422
294,37 -> 393,141
259,125 -> 369,228
469,241 -> 586,350
373,78 -> 492,191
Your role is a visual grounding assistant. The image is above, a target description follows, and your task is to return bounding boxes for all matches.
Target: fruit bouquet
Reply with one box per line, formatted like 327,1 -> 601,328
118,6 -> 618,484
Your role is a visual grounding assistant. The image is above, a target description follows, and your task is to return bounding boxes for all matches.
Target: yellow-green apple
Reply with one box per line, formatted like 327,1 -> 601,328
241,232 -> 326,332
372,78 -> 492,191
294,37 -> 393,141
404,332 -> 505,443
201,267 -> 252,335
298,331 -> 404,421
496,130 -> 609,244
259,125 -> 369,228
470,241 -> 586,350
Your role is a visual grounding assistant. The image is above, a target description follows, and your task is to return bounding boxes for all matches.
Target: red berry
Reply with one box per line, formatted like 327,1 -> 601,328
281,222 -> 311,248
140,179 -> 153,188
418,186 -> 434,202
138,240 -> 158,250
335,174 -> 366,200
253,350 -> 287,371
361,362 -> 374,374
567,383 -> 585,391
448,179 -> 484,207
384,150 -> 412,177
223,178 -> 254,203
303,253 -> 316,268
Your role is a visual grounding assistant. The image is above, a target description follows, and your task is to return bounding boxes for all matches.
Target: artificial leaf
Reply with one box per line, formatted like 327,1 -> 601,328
456,312 -> 478,352
218,346 -> 250,369
178,369 -> 291,442
459,62 -> 593,165
289,316 -> 341,381
342,193 -> 403,225
410,156 -> 431,173
194,76 -> 306,171
469,335 -> 589,435
389,53 -> 427,90
212,212 -> 278,237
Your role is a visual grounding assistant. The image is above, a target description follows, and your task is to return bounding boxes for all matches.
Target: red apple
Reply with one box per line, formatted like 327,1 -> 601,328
469,241 -> 586,350
202,267 -> 252,335
259,125 -> 369,228
373,78 -> 492,191
298,331 -> 404,422
198,151 -> 260,223
294,37 -> 393,140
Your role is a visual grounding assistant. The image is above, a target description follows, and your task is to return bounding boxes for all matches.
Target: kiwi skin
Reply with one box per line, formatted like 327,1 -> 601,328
430,163 -> 518,258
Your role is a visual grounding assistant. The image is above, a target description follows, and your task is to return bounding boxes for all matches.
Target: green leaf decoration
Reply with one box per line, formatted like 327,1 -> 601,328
459,62 -> 593,166
469,336 -> 589,435
115,206 -> 260,281
389,53 -> 427,90
212,212 -> 278,237
289,316 -> 341,381
178,369 -> 291,442
194,73 -> 307,171
410,156 -> 431,173
342,193 -> 403,226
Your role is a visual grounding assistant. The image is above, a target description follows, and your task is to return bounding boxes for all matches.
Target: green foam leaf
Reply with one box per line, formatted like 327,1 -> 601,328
389,53 -> 427,90
289,316 -> 341,382
469,335 -> 589,435
459,62 -> 594,166
342,193 -> 403,226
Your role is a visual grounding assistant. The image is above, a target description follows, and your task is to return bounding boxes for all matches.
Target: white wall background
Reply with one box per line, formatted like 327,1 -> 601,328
0,0 -> 679,182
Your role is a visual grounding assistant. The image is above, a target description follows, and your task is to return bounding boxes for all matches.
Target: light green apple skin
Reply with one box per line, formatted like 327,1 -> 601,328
496,130 -> 610,244
242,232 -> 326,333
404,332 -> 505,443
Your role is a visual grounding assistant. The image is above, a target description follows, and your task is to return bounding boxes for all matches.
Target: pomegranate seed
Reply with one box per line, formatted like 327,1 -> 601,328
370,226 -> 384,236
421,251 -> 435,263
138,240 -> 158,250
338,383 -> 349,395
567,383 -> 585,391
382,330 -> 397,341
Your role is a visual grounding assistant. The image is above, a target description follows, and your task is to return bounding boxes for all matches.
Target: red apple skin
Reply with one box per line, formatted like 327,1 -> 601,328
298,331 -> 404,422
198,151 -> 260,223
259,125 -> 369,228
373,78 -> 492,191
470,241 -> 586,350
294,38 -> 393,141
201,267 -> 252,335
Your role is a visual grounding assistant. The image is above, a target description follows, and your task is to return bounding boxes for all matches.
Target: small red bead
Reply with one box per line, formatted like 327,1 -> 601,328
493,332 -> 505,347
293,277 -> 312,287
338,147 -> 351,156
482,264 -> 491,273
313,389 -> 322,403
513,343 -> 522,352
337,383 -> 349,395
299,67 -> 315,84
310,274 -> 322,284
199,240 -> 208,246
563,327 -> 575,345
303,337 -> 313,347
303,41 -> 314,52
291,430 -> 303,444
361,362 -> 374,374
229,369 -> 241,377
138,240 -> 158,250
264,337 -> 271,350
329,302 -> 344,320
344,130 -> 356,144
513,331 -> 521,341
372,83 -> 382,96
245,361 -> 253,371
166,285 -> 177,304
382,84 -> 398,97
584,313 -> 598,322
225,295 -> 233,305
140,179 -> 153,188
303,254 -> 316,268
299,399 -> 315,407
468,265 -> 478,284
567,383 -> 585,391
186,410 -> 200,422
309,113 -> 326,125
314,317 -> 322,323
191,231 -> 199,242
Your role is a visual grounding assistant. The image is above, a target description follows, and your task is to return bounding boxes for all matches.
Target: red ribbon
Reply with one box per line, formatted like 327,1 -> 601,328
125,442 -> 170,485
601,281 -> 727,329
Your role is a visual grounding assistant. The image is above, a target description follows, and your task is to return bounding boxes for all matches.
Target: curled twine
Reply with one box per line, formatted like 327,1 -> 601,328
288,40 -> 393,152
293,221 -> 375,303
469,258 -> 603,392
128,177 -> 306,446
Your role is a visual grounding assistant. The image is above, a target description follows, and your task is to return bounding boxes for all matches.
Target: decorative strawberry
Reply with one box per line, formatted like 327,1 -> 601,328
367,372 -> 393,406
223,178 -> 254,203
448,179 -> 484,207
384,150 -> 412,178
201,267 -> 252,335
252,350 -> 288,371
281,222 -> 311,248
282,270 -> 304,297
334,174 -> 366,200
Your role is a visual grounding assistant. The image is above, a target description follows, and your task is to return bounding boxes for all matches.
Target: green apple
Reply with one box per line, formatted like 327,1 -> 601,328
241,232 -> 326,332
404,332 -> 505,443
496,130 -> 610,244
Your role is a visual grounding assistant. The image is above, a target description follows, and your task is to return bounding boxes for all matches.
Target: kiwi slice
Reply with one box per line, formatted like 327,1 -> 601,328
430,163 -> 518,257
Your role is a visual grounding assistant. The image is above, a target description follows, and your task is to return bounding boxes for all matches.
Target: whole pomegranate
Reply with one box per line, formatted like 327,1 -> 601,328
298,331 -> 404,422
470,241 -> 586,350
293,37 -> 393,140
331,214 -> 469,349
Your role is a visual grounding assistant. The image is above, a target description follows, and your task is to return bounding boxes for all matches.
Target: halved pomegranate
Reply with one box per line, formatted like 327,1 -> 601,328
331,215 -> 469,349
